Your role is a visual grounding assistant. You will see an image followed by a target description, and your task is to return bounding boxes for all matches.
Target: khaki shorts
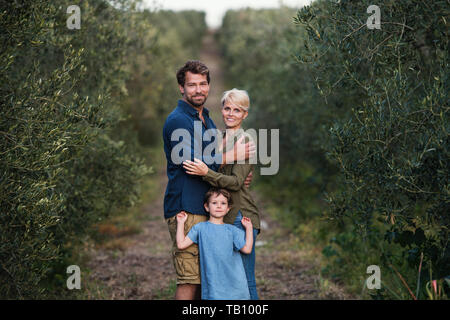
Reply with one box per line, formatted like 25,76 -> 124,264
166,212 -> 208,285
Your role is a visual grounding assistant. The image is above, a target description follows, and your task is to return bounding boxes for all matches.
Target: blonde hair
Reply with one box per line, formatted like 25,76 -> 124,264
221,88 -> 250,112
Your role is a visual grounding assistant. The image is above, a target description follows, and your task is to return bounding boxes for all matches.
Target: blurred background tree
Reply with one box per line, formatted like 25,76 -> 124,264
218,0 -> 448,299
0,0 -> 206,298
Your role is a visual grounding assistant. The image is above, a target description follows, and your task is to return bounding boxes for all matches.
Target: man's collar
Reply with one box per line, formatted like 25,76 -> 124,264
178,99 -> 209,117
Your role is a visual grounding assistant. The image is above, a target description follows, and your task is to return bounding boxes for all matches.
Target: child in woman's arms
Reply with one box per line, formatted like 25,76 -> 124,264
176,188 -> 253,300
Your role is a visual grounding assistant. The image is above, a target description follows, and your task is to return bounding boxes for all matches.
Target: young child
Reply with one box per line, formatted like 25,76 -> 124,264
176,187 -> 254,300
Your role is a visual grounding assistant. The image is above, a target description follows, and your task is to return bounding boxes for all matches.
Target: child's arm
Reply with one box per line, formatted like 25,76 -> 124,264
240,217 -> 254,254
176,212 -> 194,250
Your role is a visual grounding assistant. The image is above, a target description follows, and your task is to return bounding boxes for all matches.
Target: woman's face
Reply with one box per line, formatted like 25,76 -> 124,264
222,101 -> 248,129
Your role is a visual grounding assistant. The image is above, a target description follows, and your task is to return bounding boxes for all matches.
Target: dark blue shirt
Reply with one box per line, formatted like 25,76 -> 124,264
163,99 -> 222,219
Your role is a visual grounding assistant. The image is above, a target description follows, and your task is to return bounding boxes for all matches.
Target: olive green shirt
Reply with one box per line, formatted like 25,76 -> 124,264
202,130 -> 260,231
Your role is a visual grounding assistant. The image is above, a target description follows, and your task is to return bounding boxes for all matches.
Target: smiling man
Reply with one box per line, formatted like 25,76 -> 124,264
163,60 -> 254,300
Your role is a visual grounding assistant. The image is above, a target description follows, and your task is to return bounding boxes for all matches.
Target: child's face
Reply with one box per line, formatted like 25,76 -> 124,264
204,193 -> 230,218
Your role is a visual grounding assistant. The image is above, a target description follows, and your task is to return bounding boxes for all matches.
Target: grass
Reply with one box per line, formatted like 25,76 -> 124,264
153,279 -> 177,300
42,144 -> 167,299
254,173 -> 419,300
253,169 -> 450,300
40,237 -> 114,300
252,177 -> 354,298
89,144 -> 165,250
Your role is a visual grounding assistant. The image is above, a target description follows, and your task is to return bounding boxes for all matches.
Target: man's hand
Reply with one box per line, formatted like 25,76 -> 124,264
241,216 -> 253,230
176,211 -> 187,224
244,170 -> 253,188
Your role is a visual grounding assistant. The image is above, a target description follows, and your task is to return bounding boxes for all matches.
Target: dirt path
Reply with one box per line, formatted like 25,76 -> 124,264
85,31 -> 350,300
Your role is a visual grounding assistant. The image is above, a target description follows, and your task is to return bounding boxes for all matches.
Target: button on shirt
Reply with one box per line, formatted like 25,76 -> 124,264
163,99 -> 222,219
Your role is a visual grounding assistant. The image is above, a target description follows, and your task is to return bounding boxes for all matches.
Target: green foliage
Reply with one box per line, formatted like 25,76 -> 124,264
123,9 -> 207,145
218,7 -> 338,221
219,1 -> 448,299
296,0 -> 449,297
0,0 -> 206,298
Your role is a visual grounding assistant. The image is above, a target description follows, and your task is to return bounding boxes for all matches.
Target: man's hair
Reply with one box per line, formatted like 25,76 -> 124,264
204,187 -> 232,207
176,60 -> 210,86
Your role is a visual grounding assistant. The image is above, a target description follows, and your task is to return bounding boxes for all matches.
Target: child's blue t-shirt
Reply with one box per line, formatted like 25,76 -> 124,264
187,221 -> 250,300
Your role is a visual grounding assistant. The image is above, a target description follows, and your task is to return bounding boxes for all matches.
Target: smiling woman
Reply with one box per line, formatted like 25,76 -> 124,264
221,88 -> 249,130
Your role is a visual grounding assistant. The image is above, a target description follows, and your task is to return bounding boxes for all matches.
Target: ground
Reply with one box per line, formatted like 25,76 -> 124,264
84,31 -> 352,300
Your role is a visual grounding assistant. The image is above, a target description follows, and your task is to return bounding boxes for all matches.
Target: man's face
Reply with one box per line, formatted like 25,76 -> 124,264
179,71 -> 209,108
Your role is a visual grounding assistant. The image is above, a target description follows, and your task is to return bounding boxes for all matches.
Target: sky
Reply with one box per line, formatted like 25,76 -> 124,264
143,0 -> 313,28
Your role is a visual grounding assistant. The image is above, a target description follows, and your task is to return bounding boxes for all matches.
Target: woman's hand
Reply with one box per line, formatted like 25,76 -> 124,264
183,158 -> 209,176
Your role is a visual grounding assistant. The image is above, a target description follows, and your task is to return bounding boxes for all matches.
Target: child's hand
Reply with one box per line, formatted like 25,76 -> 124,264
176,211 -> 187,224
241,217 -> 253,230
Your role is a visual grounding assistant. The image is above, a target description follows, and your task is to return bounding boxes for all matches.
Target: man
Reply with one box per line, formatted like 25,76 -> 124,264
163,60 -> 254,300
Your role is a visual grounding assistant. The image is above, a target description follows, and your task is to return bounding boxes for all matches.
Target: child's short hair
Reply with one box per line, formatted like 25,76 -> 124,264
204,188 -> 233,207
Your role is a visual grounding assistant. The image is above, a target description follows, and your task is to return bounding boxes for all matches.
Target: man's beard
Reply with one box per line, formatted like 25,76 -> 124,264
187,94 -> 207,107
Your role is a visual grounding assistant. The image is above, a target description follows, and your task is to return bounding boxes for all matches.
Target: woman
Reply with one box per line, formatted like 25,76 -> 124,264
182,88 -> 260,300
